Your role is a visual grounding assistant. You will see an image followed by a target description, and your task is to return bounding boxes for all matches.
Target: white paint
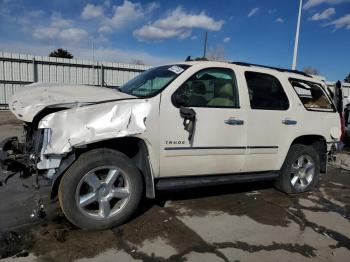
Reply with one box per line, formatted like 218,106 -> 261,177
38,100 -> 151,155
9,82 -> 135,122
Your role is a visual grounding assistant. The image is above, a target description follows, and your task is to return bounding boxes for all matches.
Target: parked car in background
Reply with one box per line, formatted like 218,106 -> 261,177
0,61 -> 342,229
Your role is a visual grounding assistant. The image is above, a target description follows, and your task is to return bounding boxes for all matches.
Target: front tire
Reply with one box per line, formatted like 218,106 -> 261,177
276,144 -> 320,194
58,148 -> 143,230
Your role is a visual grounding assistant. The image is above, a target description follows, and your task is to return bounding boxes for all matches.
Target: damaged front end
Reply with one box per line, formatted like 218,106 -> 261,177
0,124 -> 46,179
1,99 -> 151,187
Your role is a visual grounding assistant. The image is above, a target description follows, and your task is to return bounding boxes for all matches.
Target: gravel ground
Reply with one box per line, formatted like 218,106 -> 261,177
0,110 -> 350,262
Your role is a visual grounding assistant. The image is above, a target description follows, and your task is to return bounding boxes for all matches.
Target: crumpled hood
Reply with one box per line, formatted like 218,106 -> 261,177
8,82 -> 135,122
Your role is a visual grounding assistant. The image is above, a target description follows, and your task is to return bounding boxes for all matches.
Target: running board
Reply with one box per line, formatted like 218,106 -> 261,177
155,171 -> 279,191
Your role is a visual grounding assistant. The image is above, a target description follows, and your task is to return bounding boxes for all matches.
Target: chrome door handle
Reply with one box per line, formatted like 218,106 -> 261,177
225,118 -> 244,125
282,119 -> 297,125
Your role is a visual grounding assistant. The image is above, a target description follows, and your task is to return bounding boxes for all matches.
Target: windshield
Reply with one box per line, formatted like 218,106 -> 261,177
119,64 -> 190,98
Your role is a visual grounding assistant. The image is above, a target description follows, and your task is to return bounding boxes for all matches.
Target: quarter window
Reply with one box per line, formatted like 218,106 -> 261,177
173,68 -> 239,108
289,79 -> 334,111
245,71 -> 289,110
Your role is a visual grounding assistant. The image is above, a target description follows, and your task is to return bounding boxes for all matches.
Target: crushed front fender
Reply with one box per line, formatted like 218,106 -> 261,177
38,100 -> 151,155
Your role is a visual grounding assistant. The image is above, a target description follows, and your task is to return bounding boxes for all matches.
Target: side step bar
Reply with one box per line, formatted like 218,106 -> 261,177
155,171 -> 279,191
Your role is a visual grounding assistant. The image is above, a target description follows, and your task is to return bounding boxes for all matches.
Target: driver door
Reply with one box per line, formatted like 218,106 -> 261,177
159,67 -> 248,177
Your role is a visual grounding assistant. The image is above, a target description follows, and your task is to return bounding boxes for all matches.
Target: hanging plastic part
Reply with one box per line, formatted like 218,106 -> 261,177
30,160 -> 46,219
179,106 -> 196,141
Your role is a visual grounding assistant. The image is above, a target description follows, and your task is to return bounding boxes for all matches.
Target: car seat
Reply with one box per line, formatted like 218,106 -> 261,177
208,83 -> 235,107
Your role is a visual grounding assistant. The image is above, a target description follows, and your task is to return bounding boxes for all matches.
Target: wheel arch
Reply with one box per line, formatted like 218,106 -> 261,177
51,137 -> 155,199
288,135 -> 327,173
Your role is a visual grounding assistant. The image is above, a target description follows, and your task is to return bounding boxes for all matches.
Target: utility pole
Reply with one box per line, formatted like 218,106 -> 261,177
203,31 -> 208,58
292,0 -> 303,70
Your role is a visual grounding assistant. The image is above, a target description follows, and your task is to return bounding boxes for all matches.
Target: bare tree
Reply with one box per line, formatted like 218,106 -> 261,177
344,73 -> 350,83
206,44 -> 226,61
131,59 -> 146,65
303,67 -> 319,75
193,57 -> 208,61
49,48 -> 73,59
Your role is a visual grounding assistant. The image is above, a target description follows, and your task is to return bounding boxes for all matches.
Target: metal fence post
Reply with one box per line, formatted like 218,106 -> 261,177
101,64 -> 104,87
32,58 -> 37,82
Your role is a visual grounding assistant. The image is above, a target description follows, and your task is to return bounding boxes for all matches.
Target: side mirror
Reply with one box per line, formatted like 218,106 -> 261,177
172,94 -> 188,107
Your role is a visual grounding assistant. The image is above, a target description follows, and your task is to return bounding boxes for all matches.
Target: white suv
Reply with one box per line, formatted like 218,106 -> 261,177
0,61 -> 341,229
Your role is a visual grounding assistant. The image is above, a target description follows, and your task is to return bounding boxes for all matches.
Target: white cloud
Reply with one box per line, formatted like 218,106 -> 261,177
32,12 -> 87,43
303,0 -> 350,9
32,27 -> 88,42
248,7 -> 259,18
223,37 -> 231,43
81,1 -> 159,34
103,0 -> 144,30
146,2 -> 160,13
33,27 -> 59,40
276,17 -> 284,23
51,13 -> 73,28
59,28 -> 88,42
81,4 -> 104,20
310,8 -> 335,20
326,13 -> 350,30
98,25 -> 113,34
133,7 -> 224,41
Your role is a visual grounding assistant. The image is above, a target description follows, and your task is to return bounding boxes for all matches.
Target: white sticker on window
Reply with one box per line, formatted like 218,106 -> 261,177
168,65 -> 184,74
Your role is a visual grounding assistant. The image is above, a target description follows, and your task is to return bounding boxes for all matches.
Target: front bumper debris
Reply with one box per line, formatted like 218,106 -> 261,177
0,136 -> 35,176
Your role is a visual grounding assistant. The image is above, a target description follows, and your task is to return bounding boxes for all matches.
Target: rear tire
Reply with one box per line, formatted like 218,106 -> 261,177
275,144 -> 320,194
58,148 -> 143,230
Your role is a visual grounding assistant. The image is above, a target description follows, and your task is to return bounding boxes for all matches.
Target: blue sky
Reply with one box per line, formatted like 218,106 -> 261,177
0,0 -> 349,81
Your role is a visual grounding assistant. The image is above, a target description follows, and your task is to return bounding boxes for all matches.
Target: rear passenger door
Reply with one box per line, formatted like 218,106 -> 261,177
159,67 -> 248,177
243,71 -> 296,172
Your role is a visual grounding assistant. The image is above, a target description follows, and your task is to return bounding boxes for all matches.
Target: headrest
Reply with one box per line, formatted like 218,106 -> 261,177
217,83 -> 233,98
191,81 -> 206,94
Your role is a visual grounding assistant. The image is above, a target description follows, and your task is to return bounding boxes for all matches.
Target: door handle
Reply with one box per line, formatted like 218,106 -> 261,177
225,118 -> 244,125
282,119 -> 297,125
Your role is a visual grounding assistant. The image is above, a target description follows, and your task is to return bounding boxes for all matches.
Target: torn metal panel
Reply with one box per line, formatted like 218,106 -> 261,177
9,82 -> 135,122
38,100 -> 151,155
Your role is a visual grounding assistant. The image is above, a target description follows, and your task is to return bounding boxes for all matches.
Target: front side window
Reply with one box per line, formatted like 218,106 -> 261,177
245,71 -> 289,110
289,78 -> 334,111
119,65 -> 190,98
173,68 -> 239,108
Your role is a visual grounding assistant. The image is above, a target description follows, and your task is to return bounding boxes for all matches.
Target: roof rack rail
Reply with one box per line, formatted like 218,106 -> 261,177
231,61 -> 312,78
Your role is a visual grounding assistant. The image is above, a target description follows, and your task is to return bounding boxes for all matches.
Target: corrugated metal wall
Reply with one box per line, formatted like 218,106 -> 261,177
0,52 -> 151,106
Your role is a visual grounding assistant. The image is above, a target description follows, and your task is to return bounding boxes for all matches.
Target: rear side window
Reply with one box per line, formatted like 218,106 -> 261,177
289,79 -> 334,111
245,71 -> 289,110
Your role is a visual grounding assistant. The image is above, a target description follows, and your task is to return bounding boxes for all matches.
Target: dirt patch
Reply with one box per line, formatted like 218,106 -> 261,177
27,216 -> 119,262
0,231 -> 27,259
1,215 -> 120,262
116,204 -> 204,254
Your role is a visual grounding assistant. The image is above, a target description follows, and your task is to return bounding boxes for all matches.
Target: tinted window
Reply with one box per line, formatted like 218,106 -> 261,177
173,68 -> 239,108
289,79 -> 334,111
245,71 -> 289,110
